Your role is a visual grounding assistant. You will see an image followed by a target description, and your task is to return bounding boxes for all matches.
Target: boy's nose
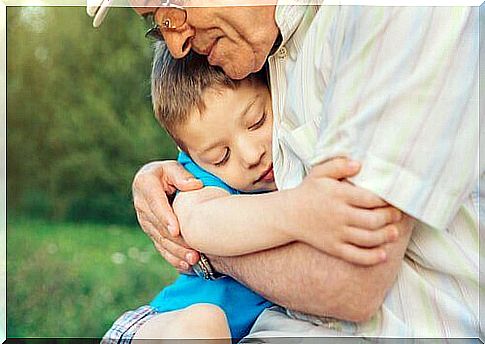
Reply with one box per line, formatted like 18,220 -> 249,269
162,27 -> 194,59
242,146 -> 265,170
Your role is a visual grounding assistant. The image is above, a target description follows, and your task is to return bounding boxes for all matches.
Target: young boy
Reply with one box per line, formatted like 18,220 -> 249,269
102,42 -> 399,343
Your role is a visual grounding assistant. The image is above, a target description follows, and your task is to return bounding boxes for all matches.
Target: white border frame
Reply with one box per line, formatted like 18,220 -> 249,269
1,2 -> 483,343
1,0 -> 6,343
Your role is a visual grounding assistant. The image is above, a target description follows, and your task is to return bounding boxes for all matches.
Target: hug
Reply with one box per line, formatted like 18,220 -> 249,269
87,2 -> 480,341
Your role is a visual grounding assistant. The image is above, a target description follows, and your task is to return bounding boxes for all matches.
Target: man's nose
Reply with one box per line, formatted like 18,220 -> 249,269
162,27 -> 194,59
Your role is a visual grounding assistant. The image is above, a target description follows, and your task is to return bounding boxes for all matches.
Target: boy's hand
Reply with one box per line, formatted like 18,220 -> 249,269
133,160 -> 203,272
288,158 -> 401,266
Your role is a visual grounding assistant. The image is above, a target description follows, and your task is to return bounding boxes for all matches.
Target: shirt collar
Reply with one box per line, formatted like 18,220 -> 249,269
273,2 -> 310,52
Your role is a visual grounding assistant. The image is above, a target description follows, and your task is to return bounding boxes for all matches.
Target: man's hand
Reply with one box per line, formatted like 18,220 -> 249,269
132,160 -> 203,273
286,158 -> 401,266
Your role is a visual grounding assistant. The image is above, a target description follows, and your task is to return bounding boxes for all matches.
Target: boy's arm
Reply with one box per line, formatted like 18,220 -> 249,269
174,160 -> 400,265
173,187 -> 293,256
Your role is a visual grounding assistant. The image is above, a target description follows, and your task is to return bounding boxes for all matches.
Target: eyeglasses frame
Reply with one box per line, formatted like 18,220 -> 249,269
144,0 -> 187,41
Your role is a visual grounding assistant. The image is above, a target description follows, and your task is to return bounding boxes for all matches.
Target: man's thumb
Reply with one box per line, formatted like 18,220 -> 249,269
170,164 -> 203,191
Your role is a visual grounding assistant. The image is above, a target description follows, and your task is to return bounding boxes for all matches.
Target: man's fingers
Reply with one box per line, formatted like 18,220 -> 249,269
342,183 -> 388,208
134,184 -> 180,236
135,202 -> 165,243
347,206 -> 402,229
142,219 -> 196,264
164,161 -> 203,192
154,242 -> 190,271
338,244 -> 387,266
133,160 -> 199,236
310,158 -> 361,180
160,235 -> 200,266
344,225 -> 399,247
147,192 -> 180,236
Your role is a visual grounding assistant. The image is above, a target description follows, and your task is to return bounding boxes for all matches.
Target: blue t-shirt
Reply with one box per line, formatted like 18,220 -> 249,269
150,152 -> 273,339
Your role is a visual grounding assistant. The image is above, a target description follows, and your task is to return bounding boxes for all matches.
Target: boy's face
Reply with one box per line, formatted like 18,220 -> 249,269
177,79 -> 276,193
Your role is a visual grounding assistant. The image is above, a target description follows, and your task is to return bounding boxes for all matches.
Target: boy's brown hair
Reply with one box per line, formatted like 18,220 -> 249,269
151,41 -> 265,151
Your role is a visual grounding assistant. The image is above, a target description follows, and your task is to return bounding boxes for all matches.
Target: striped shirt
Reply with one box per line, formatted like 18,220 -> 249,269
264,4 -> 480,337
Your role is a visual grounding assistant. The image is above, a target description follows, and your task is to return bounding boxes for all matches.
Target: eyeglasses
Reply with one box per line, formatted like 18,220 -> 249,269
144,0 -> 187,41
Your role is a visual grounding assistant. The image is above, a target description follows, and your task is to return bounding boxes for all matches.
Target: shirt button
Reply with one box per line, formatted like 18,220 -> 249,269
277,46 -> 288,59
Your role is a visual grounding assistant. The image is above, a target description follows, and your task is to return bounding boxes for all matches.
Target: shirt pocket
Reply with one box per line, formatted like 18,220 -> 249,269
279,118 -> 320,170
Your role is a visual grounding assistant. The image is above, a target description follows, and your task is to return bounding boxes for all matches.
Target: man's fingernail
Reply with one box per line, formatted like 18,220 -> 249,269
180,261 -> 189,270
185,177 -> 198,183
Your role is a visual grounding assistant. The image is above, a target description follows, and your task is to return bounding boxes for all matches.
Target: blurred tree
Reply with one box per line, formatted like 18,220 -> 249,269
7,7 -> 178,224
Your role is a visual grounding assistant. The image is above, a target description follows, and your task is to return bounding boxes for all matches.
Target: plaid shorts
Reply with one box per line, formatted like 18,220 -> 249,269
101,305 -> 159,344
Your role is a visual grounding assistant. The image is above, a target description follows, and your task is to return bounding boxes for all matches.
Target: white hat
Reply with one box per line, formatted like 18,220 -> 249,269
87,0 -> 167,28
86,0 -> 113,27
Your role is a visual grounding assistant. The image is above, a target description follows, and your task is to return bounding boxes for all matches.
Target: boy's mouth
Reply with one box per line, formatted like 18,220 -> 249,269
254,164 -> 274,184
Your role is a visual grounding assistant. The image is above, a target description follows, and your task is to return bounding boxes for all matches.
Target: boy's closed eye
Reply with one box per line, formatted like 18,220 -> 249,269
214,148 -> 231,167
249,112 -> 267,131
213,112 -> 267,168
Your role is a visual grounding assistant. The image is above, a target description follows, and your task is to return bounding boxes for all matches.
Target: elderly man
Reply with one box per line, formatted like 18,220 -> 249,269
90,1 -> 479,340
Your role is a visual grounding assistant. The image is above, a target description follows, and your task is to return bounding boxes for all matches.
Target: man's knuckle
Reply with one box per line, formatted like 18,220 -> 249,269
133,172 -> 149,189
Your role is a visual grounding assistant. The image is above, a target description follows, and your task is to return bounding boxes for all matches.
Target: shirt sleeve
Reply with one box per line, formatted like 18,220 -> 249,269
177,151 -> 238,195
309,7 -> 479,230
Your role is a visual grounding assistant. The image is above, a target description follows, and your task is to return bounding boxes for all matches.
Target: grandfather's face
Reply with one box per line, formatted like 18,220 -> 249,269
137,2 -> 279,79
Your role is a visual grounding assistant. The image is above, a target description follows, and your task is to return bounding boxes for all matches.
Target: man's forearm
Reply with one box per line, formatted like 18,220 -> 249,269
209,216 -> 413,322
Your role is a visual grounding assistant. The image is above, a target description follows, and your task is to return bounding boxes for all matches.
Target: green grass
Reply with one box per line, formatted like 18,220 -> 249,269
7,219 -> 179,337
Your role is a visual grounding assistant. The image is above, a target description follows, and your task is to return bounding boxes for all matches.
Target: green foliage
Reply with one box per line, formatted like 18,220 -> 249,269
7,219 -> 179,337
7,7 -> 178,224
7,8 -> 182,338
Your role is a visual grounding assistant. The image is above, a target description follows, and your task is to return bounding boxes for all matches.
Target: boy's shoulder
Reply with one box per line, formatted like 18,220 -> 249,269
177,151 -> 240,195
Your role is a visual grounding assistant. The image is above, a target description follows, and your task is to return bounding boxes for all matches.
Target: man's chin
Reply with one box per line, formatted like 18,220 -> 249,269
220,62 -> 255,80
227,58 -> 267,80
223,68 -> 251,80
